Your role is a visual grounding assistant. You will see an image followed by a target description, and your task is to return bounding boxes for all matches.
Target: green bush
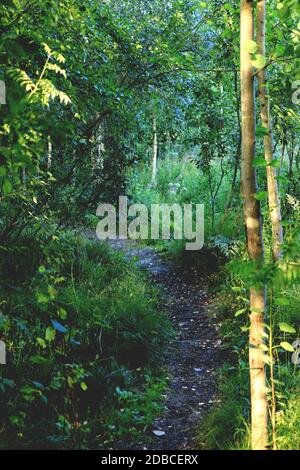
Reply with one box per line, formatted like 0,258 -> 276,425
0,230 -> 171,448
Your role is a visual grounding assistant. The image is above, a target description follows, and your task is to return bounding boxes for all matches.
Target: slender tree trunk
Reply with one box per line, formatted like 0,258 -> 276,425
91,121 -> 105,176
240,0 -> 268,450
207,168 -> 215,233
22,168 -> 26,188
152,113 -> 158,182
257,0 -> 283,261
47,135 -> 52,170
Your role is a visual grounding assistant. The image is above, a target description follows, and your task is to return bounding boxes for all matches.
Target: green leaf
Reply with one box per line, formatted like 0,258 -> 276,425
253,157 -> 267,168
282,220 -> 295,227
262,355 -> 272,365
45,327 -> 56,342
279,322 -> 296,334
240,326 -> 249,332
234,308 -> 246,317
36,337 -> 47,349
29,356 -> 52,365
36,292 -> 49,304
80,382 -> 88,392
223,3 -> 235,13
244,40 -> 258,54
276,175 -> 288,184
277,3 -> 291,20
251,54 -> 267,69
48,285 -> 57,300
276,297 -> 290,306
280,341 -> 295,352
267,159 -> 280,168
3,178 -> 12,195
20,386 -> 36,395
58,307 -> 67,319
67,376 -> 73,388
254,191 -> 268,201
256,126 -> 269,137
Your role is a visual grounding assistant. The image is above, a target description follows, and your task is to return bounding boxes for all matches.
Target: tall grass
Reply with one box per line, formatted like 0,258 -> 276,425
127,157 -> 243,241
0,229 -> 171,448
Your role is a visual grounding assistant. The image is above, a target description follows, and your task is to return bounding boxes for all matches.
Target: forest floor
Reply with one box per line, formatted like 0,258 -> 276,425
105,238 -> 224,450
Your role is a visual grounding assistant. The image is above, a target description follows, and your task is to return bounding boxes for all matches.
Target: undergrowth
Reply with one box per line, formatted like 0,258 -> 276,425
0,229 -> 171,449
197,235 -> 300,451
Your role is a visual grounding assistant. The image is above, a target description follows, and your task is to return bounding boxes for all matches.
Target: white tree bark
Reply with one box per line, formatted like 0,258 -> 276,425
47,135 -> 52,170
152,113 -> 158,183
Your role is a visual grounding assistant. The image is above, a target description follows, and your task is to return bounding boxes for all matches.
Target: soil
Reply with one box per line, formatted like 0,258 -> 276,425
105,239 -> 224,451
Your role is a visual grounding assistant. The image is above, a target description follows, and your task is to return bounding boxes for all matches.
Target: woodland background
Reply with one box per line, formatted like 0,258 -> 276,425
0,0 -> 299,450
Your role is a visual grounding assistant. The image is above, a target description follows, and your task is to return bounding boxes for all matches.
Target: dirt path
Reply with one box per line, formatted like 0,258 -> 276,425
107,240 -> 223,450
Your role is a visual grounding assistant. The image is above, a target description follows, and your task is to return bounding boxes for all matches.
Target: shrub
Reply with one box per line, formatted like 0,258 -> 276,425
0,230 -> 171,448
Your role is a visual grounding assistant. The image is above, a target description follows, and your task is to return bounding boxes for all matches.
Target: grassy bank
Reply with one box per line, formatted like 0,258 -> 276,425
0,230 -> 171,449
197,256 -> 300,450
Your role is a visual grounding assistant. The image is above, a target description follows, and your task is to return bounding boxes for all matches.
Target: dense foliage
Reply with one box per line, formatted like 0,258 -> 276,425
0,0 -> 299,450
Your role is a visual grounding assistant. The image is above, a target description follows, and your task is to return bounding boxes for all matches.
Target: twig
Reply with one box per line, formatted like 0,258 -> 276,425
252,56 -> 297,77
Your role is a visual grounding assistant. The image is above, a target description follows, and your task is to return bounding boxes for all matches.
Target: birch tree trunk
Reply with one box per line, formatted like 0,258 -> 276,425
257,0 -> 283,261
240,0 -> 268,450
91,121 -> 105,175
47,135 -> 52,170
152,113 -> 158,183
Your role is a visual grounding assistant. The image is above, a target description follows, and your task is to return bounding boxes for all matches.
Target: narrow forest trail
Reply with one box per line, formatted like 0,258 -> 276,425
105,239 -> 224,450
